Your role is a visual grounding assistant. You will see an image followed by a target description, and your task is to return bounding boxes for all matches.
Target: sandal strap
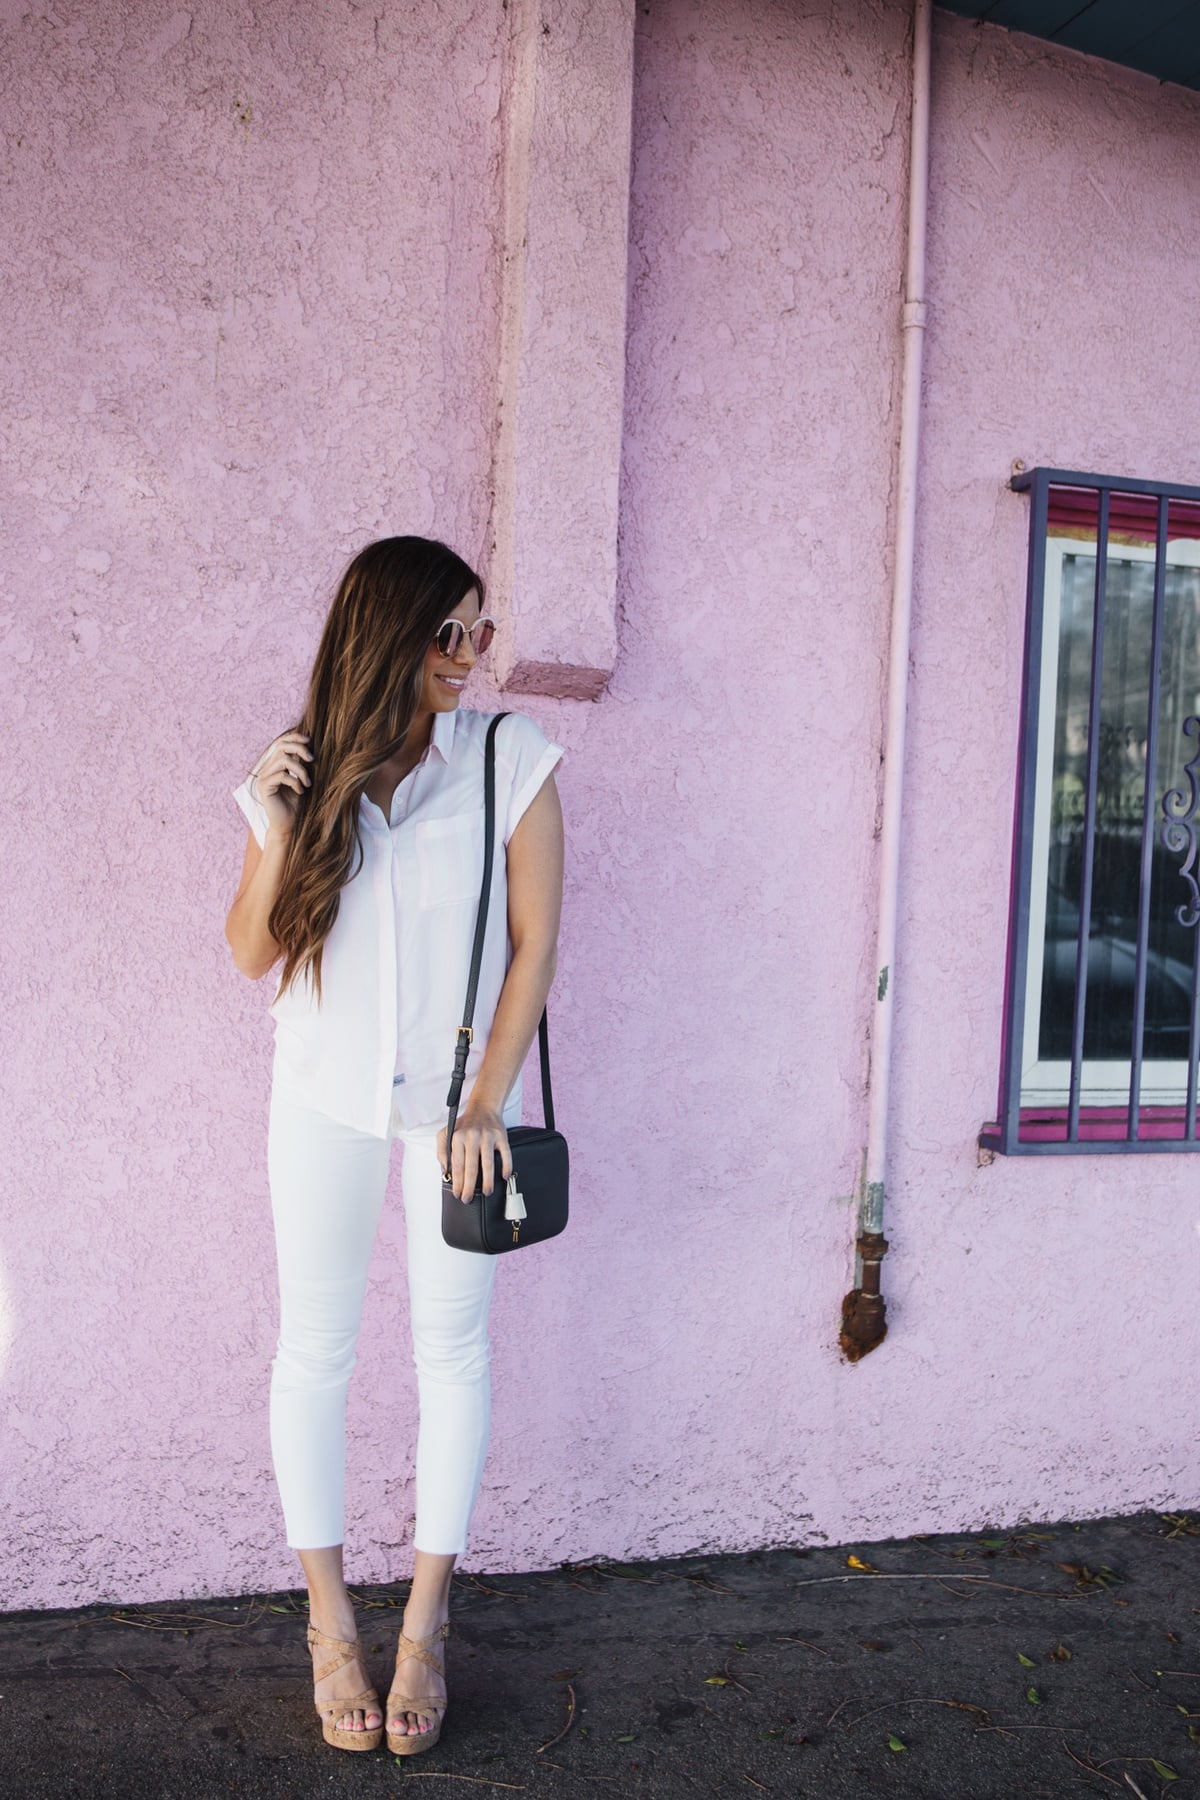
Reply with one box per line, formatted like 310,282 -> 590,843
386,1690 -> 447,1718
306,1622 -> 376,1690
307,1621 -> 361,1648
393,1620 -> 450,1677
387,1620 -> 449,1718
388,1621 -> 449,1719
316,1688 -> 381,1722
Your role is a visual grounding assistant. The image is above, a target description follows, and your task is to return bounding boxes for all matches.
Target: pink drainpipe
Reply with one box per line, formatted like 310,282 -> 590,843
840,0 -> 931,1361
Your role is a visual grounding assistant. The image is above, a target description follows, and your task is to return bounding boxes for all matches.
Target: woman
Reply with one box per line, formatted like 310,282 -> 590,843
224,537 -> 565,1757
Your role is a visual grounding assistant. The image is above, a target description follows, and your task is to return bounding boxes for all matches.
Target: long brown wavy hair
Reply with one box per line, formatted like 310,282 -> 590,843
268,536 -> 485,1004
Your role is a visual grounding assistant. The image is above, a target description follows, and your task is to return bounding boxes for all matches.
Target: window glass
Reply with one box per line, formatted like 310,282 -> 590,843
1025,498 -> 1200,1105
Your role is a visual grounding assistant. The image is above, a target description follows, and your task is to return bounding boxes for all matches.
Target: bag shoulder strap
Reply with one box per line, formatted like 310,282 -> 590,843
444,713 -> 554,1163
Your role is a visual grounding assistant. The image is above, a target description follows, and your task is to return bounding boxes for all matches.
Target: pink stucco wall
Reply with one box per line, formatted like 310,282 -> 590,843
4,0 -> 1200,1611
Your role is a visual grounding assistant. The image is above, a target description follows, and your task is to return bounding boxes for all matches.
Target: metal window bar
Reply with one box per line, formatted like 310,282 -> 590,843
1162,713 -> 1200,1140
984,467 -> 1200,1155
1127,495 -> 1170,1140
997,469 -> 1050,1154
1188,856 -> 1200,1142
1066,487 -> 1109,1143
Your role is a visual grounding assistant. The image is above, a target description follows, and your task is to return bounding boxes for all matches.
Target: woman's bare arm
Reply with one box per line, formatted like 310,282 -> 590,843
225,730 -> 312,979
439,772 -> 564,1197
225,826 -> 295,979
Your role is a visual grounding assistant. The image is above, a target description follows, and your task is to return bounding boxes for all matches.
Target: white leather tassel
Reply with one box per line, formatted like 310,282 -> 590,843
505,1174 -> 527,1221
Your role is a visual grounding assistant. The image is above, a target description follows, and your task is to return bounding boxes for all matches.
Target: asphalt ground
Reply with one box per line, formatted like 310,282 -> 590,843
2,1511 -> 1199,1798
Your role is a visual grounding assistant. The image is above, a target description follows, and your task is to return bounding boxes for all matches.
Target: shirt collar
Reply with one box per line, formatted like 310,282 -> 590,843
429,705 -> 458,764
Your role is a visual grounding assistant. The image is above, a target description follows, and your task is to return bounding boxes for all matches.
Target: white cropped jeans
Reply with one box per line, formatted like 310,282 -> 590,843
266,1079 -> 520,1554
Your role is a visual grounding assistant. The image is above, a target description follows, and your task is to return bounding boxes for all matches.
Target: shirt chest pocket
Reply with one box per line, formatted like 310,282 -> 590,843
414,809 -> 486,908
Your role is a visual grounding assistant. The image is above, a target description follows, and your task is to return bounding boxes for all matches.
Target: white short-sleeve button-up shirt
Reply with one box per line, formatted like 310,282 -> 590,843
232,707 -> 564,1138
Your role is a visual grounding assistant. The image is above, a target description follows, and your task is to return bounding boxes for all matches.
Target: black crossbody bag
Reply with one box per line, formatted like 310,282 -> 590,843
440,712 -> 569,1254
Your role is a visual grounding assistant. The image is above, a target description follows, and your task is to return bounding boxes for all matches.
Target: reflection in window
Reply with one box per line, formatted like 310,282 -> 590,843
1039,550 -> 1200,1067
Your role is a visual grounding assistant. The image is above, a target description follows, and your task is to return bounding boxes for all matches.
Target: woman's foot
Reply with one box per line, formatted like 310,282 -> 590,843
387,1608 -> 449,1739
308,1610 -> 383,1736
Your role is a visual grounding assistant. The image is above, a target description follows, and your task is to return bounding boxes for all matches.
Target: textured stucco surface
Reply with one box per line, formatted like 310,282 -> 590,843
5,0 -> 1200,1613
883,9 -> 1200,1524
490,0 -> 634,694
0,0 -> 510,1609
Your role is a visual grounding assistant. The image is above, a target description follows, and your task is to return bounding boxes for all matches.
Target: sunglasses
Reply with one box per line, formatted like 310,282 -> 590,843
435,615 -> 496,659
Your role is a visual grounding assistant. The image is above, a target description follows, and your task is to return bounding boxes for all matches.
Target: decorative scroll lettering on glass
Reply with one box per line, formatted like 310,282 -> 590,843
1162,714 -> 1200,930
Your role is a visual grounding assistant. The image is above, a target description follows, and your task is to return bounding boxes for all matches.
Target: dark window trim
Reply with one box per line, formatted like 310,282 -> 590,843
982,465 -> 1200,1156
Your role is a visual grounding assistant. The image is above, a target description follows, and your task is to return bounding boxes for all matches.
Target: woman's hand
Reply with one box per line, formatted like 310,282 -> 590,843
249,731 -> 313,834
437,1103 -> 513,1202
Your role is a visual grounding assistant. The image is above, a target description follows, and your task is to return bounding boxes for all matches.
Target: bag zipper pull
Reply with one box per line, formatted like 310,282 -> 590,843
505,1174 -> 527,1221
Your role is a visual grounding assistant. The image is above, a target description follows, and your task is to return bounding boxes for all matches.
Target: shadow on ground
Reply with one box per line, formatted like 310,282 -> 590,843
2,1511 -> 1199,1798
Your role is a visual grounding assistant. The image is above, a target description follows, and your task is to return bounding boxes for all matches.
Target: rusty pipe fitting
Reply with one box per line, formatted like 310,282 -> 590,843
839,1232 -> 889,1362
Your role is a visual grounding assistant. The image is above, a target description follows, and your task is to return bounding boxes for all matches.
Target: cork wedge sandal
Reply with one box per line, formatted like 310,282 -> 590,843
306,1621 -> 384,1753
386,1620 -> 450,1756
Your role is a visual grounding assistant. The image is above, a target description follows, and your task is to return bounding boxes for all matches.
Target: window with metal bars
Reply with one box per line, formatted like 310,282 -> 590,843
982,467 -> 1200,1154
